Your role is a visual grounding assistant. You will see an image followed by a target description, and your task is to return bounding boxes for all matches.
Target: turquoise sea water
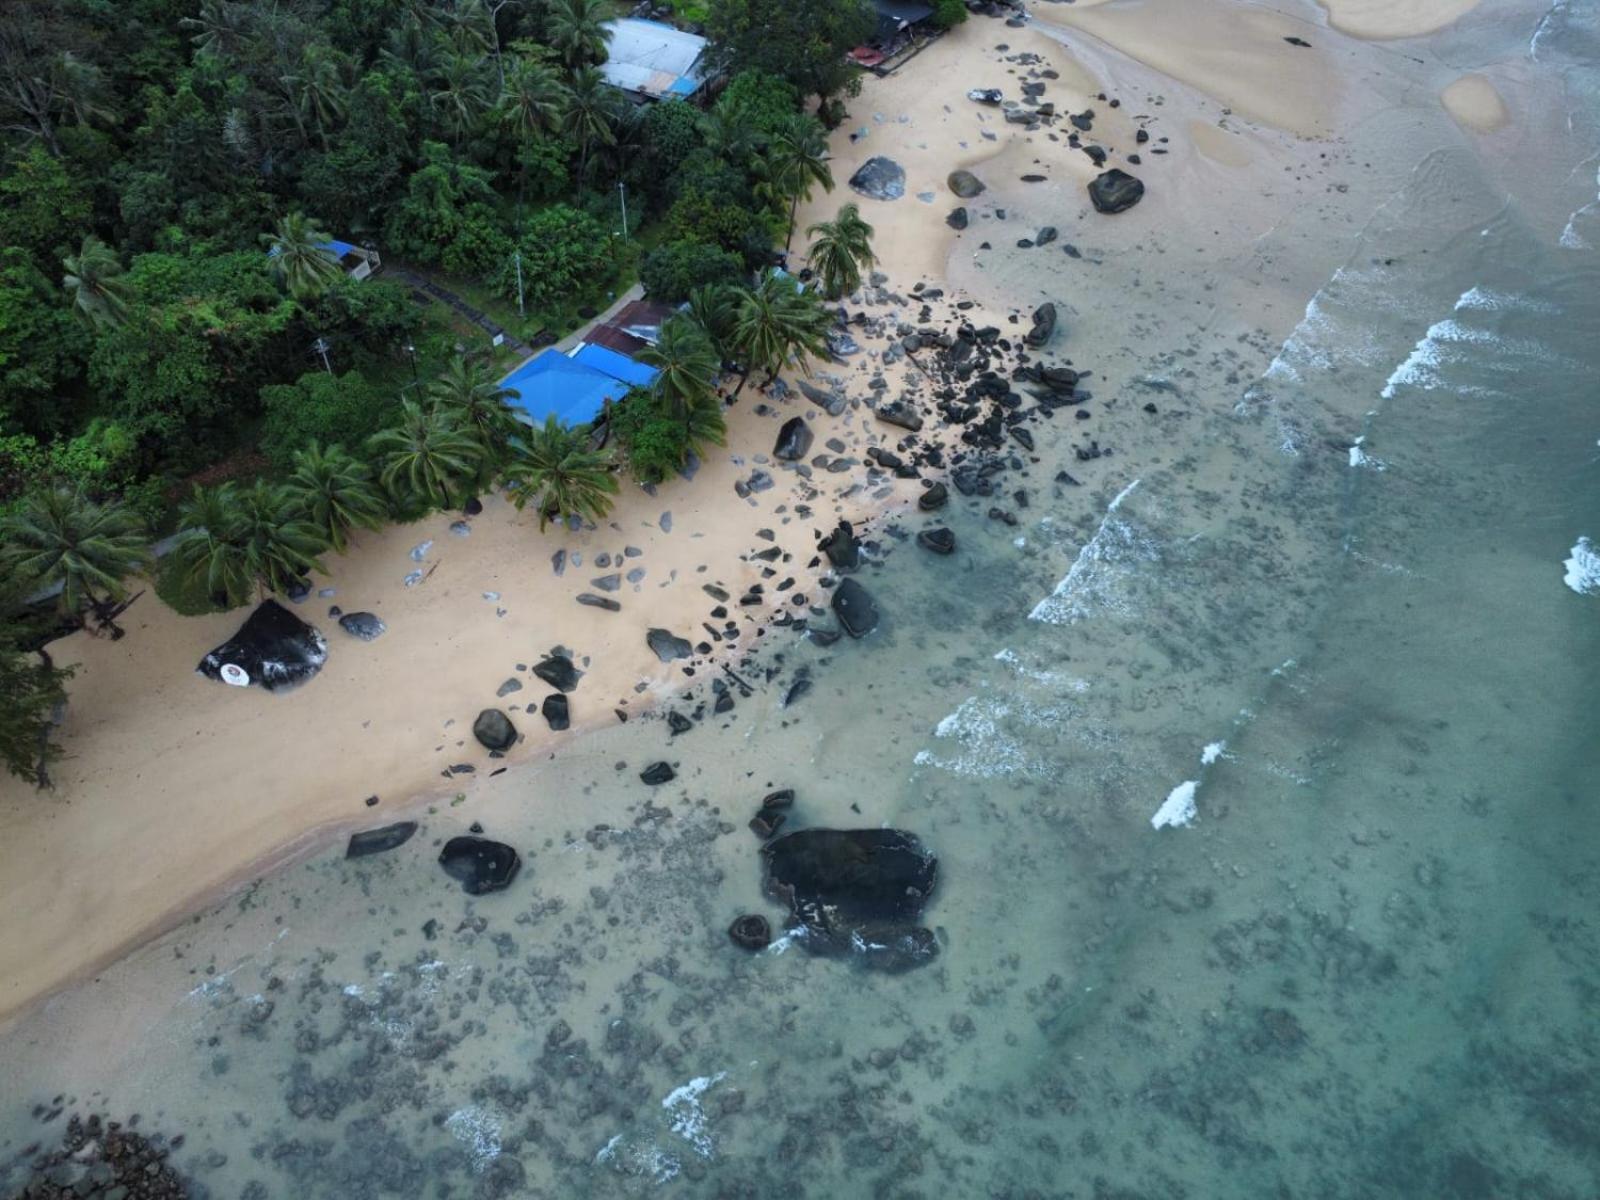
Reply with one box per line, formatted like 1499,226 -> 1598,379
3,5 -> 1598,1198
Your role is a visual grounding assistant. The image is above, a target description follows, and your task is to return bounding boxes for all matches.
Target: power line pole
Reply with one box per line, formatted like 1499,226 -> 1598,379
618,180 -> 629,240
514,249 -> 525,319
312,336 -> 332,374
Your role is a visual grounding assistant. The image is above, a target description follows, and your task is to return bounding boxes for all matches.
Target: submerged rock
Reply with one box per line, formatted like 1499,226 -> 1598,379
819,519 -> 861,571
728,914 -> 772,950
849,156 -> 906,201
438,835 -> 521,895
918,482 -> 949,511
532,654 -> 582,692
947,206 -> 969,230
337,611 -> 386,641
831,577 -> 880,637
647,627 -> 693,662
918,527 -> 956,555
947,169 -> 986,198
472,708 -> 517,751
640,761 -> 676,785
198,599 -> 327,692
774,416 -> 814,461
346,821 -> 418,859
1088,168 -> 1145,214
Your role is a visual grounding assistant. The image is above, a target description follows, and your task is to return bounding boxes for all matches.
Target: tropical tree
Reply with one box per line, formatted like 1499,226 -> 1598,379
685,283 -> 739,359
426,354 -> 521,456
368,399 -> 484,510
0,488 -> 148,628
429,50 -> 494,142
282,43 -> 348,150
763,113 -> 833,249
283,442 -> 389,554
61,235 -> 132,330
680,389 -> 729,454
560,65 -> 617,182
806,202 -> 878,299
261,212 -> 343,300
638,316 -> 720,429
504,415 -> 619,530
546,0 -> 612,71
496,52 -> 567,141
0,582 -> 73,788
171,481 -> 329,606
729,270 -> 832,394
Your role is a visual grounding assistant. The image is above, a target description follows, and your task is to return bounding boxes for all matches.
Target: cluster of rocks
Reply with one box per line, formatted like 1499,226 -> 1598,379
6,1113 -> 191,1199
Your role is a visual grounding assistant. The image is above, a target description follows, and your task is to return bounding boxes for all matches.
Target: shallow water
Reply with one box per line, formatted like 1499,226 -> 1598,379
5,8 -> 1599,1200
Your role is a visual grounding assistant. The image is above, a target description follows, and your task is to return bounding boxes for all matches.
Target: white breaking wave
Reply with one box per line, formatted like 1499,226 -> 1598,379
1348,437 -> 1387,471
1151,780 -> 1198,829
445,1107 -> 503,1173
914,694 -> 1057,779
1454,286 -> 1559,314
1201,741 -> 1227,765
1381,312 -> 1576,400
1564,536 -> 1599,594
1029,480 -> 1154,625
663,1073 -> 727,1158
993,647 -> 1090,690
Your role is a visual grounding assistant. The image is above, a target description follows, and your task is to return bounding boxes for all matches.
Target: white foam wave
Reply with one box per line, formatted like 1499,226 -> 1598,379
1151,780 -> 1198,829
445,1106 -> 503,1173
993,647 -> 1090,690
1454,286 -> 1559,314
1564,536 -> 1599,594
1348,437 -> 1386,471
663,1073 -> 727,1158
1029,481 -> 1155,625
1201,741 -> 1227,765
915,694 -> 1055,779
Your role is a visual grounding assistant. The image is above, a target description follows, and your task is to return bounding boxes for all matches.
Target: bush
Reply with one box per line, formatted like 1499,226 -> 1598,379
714,70 -> 802,139
608,392 -> 693,483
643,101 -> 704,188
931,0 -> 967,26
489,205 -> 614,315
639,240 -> 744,302
440,203 -> 514,276
258,371 -> 394,469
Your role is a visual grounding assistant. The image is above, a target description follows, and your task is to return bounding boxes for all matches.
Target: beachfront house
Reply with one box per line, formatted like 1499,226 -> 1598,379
500,344 -> 659,428
599,19 -> 711,102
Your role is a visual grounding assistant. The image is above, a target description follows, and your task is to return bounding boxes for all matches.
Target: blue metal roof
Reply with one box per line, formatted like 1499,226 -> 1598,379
572,343 -> 659,388
501,350 -> 655,427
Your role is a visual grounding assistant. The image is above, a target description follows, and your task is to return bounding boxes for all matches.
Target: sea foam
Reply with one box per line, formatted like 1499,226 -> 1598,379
1564,537 -> 1599,594
1029,480 -> 1152,625
1151,781 -> 1198,829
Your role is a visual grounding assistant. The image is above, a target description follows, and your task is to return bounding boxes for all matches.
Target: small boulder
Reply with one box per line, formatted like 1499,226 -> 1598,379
918,482 -> 949,511
640,761 -> 676,785
542,693 -> 570,731
819,519 -> 861,571
947,169 -> 986,198
346,821 -> 418,859
438,836 -> 521,895
577,593 -> 621,611
832,577 -> 880,638
774,416 -> 814,461
647,628 -> 693,662
918,527 -> 956,555
1088,168 -> 1145,214
876,400 -> 924,432
1025,302 -> 1057,348
946,206 -> 969,230
472,708 -> 517,751
338,612 -> 386,641
728,914 -> 772,951
848,156 -> 906,201
532,654 -> 582,692
749,809 -> 787,839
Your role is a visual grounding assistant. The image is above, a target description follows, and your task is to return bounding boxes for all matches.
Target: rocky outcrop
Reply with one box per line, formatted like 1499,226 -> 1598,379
197,599 -> 327,692
849,156 -> 906,201
438,835 -> 521,894
728,914 -> 772,950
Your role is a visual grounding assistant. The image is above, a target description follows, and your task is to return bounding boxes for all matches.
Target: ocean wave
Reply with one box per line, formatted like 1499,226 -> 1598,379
1151,780 -> 1198,829
1563,536 -> 1599,594
914,694 -> 1057,779
1029,481 -> 1154,625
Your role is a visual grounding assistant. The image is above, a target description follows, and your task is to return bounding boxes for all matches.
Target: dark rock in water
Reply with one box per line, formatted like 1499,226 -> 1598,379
532,654 -> 582,692
946,206 -> 969,230
919,482 -> 949,511
876,400 -> 924,432
729,914 -> 772,951
832,577 -> 880,637
849,156 -> 906,201
577,592 -> 621,611
750,809 -> 787,839
1035,225 -> 1058,246
1285,35 -> 1312,47
947,169 -> 986,198
438,835 -> 521,895
473,708 -> 517,751
1089,168 -> 1145,214
1025,302 -> 1057,348
1011,426 -> 1036,452
198,599 -> 327,692
774,416 -> 813,461
763,788 -> 796,809
346,821 -> 418,859
647,627 -> 693,662
714,690 -> 735,714
918,527 -> 956,555
542,693 -> 570,731
784,673 -> 812,707
338,611 -> 386,641
640,761 -> 675,785
808,625 -> 842,647
667,710 -> 693,735
820,519 -> 861,571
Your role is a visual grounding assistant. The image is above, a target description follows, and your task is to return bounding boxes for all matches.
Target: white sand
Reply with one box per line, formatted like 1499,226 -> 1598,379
1317,0 -> 1484,40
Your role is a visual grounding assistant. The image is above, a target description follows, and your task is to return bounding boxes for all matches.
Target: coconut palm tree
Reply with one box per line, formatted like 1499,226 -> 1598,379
729,270 -> 833,396
282,43 -> 348,150
680,389 -> 728,455
61,236 -> 133,331
638,316 -> 720,429
368,400 -> 485,511
427,354 -> 521,458
764,114 -> 833,250
171,481 -> 329,606
560,65 -> 617,183
546,0 -> 612,71
698,107 -> 758,164
686,283 -> 738,361
261,212 -> 343,300
0,488 -> 149,628
429,50 -> 494,143
504,416 -> 619,531
496,54 -> 567,141
283,443 -> 389,554
806,203 -> 878,299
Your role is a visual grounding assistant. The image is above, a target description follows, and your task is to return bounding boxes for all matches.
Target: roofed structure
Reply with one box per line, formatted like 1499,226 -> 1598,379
600,19 -> 709,101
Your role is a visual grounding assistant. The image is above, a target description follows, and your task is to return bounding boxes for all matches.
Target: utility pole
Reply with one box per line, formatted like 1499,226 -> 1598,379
618,180 -> 629,240
513,249 -> 525,319
312,336 -> 332,374
404,340 -> 418,382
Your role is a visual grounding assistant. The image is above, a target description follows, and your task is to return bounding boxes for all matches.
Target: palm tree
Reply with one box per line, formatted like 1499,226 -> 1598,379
680,389 -> 728,455
282,44 -> 348,150
699,107 -> 757,163
765,114 -> 833,250
429,50 -> 494,143
0,489 -> 148,628
261,212 -> 343,300
638,316 -> 719,429
62,236 -> 133,331
283,443 -> 389,554
368,400 -> 485,510
806,203 -> 878,300
546,0 -> 612,71
171,482 -> 329,606
426,355 -> 521,457
560,65 -> 617,182
496,54 -> 567,141
686,283 -> 738,361
729,270 -> 833,396
504,416 -> 619,531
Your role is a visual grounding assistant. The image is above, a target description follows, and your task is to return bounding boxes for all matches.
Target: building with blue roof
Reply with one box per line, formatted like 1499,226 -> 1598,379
600,19 -> 710,101
501,348 -> 659,428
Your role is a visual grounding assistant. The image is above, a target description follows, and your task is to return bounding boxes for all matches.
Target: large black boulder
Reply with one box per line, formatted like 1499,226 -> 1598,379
774,416 -> 814,461
438,836 -> 521,894
198,599 -> 327,692
640,761 -> 676,785
831,577 -> 879,637
346,821 -> 418,859
1088,169 -> 1145,214
819,519 -> 861,572
473,708 -> 517,751
848,156 -> 906,201
532,654 -> 582,692
647,628 -> 693,662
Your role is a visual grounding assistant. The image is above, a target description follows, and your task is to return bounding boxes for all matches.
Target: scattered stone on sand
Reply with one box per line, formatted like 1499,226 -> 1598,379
640,761 -> 676,785
728,914 -> 772,950
848,156 -> 907,200
551,549 -> 566,576
438,835 -> 521,895
346,821 -> 418,859
1025,302 -> 1058,348
918,527 -> 956,555
820,519 -> 862,571
591,573 -> 622,592
1035,225 -> 1058,246
659,511 -> 673,533
577,593 -> 621,611
532,654 -> 582,692
876,400 -> 924,432
783,671 -> 812,708
496,677 -> 523,697
647,628 -> 693,662
197,599 -> 327,692
919,482 -> 949,511
667,710 -> 693,736
966,87 -> 1003,105
409,539 -> 433,562
1089,168 -> 1145,214
946,206 -> 969,230
832,577 -> 880,637
947,169 -> 986,198
774,416 -> 814,461
542,693 -> 570,731
337,611 -> 386,642
1285,35 -> 1312,47
472,708 -> 517,751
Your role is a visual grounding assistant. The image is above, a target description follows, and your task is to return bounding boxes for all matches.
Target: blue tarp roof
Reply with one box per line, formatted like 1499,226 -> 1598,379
501,349 -> 657,427
266,238 -> 357,260
572,343 -> 658,387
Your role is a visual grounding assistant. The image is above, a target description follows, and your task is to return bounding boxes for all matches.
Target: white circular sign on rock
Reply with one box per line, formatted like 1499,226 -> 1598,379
220,663 -> 250,687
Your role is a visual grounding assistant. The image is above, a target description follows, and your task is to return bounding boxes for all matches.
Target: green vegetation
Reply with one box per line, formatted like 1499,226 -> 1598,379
504,416 -> 619,530
806,202 -> 879,299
